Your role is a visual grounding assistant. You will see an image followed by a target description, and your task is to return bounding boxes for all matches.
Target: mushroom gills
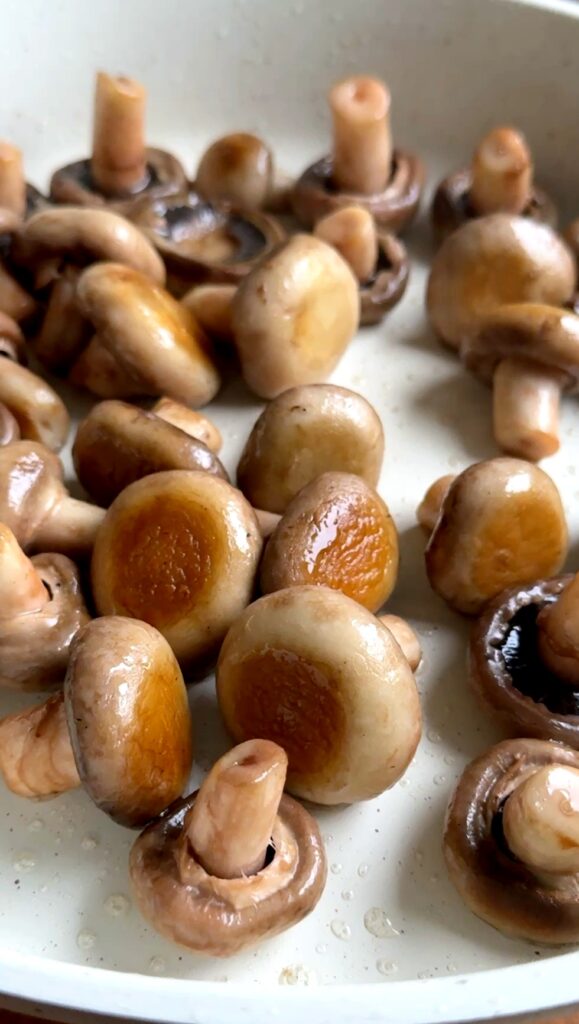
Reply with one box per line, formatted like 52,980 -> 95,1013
499,597 -> 579,715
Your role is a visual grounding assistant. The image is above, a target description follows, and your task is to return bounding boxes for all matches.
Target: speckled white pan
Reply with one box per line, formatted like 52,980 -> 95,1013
2,0 -> 579,1021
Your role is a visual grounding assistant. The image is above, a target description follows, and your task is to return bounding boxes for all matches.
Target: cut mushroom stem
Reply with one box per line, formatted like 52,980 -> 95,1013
253,508 -> 281,539
329,76 -> 391,196
416,474 -> 456,535
470,127 -> 532,216
0,141 -> 26,218
185,739 -> 288,880
378,614 -> 422,671
0,693 -> 80,798
0,524 -> 48,615
537,574 -> 579,685
493,356 -> 564,461
502,764 -> 579,876
314,205 -> 378,282
33,497 -> 106,557
91,72 -> 147,197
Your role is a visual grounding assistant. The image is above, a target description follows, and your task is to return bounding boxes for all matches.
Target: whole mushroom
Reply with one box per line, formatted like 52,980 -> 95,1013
181,284 -> 236,345
195,132 -> 273,210
151,397 -> 222,454
0,357 -> 69,451
130,738 -> 327,956
415,474 -> 455,535
377,614 -> 422,672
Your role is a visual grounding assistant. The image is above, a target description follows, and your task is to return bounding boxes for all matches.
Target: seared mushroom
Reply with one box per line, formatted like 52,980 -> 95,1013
130,738 -> 326,956
424,457 -> 567,615
416,474 -> 455,535
0,523 -> 89,690
0,357 -> 69,451
181,284 -> 236,344
68,334 -> 145,400
314,205 -> 409,325
73,400 -> 227,506
50,72 -> 187,213
0,141 -> 46,219
196,133 -> 274,210
293,75 -> 424,233
0,616 -> 192,825
91,471 -> 262,671
444,738 -> 579,943
237,384 -> 384,514
151,397 -> 222,454
233,236 -> 359,399
0,441 -> 105,556
32,267 -> 91,374
432,126 -> 556,244
217,585 -> 421,804
261,472 -> 398,612
378,614 -> 422,671
427,215 -> 575,351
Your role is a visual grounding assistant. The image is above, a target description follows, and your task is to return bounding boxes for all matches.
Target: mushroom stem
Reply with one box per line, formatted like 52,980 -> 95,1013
329,76 -> 392,196
91,72 -> 147,197
0,403 -> 19,445
0,693 -> 80,798
33,498 -> 105,557
0,524 -> 48,615
378,614 -> 422,671
502,764 -> 579,876
416,474 -> 455,535
0,141 -> 26,218
470,127 -> 532,216
314,206 -> 378,282
493,356 -> 564,461
253,508 -> 281,539
185,739 -> 288,879
537,574 -> 579,685
34,271 -> 89,373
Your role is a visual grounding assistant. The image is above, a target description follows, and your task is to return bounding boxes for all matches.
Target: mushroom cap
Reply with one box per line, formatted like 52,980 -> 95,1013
0,359 -> 70,451
216,585 -> 421,804
0,552 -> 90,691
0,404 -> 20,446
130,789 -> 326,956
427,215 -> 575,350
260,472 -> 398,612
49,148 -> 188,215
69,334 -> 145,401
91,471 -> 262,670
152,397 -> 222,454
233,235 -> 359,399
65,616 -> 193,827
444,737 -> 579,944
0,441 -> 64,550
195,132 -> 274,210
73,400 -> 228,506
425,457 -> 568,615
359,231 -> 410,326
237,384 -> 384,514
76,263 -> 221,407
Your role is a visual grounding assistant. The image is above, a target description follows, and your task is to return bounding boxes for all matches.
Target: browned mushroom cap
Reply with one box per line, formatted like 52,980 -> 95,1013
0,310 -> 26,362
69,335 -> 145,400
261,472 -> 398,612
32,267 -> 92,375
237,384 -> 384,514
130,739 -> 326,956
195,133 -> 274,210
91,471 -> 262,671
0,404 -> 19,446
0,358 -> 69,451
151,397 -> 222,454
444,738 -> 579,944
377,614 -> 422,671
425,457 -> 568,615
416,474 -> 456,535
73,400 -> 228,506
181,284 -> 236,345
427,215 -> 575,351
0,693 -> 80,798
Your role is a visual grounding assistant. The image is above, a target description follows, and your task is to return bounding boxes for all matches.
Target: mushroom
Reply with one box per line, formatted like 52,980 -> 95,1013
424,457 -> 568,615
73,399 -> 228,506
233,235 -> 359,399
461,303 -> 579,461
195,133 -> 274,210
415,474 -> 456,534
0,405 -> 19,446
0,523 -> 90,690
130,738 -> 326,956
444,738 -> 579,943
292,75 -> 424,233
216,585 -> 421,804
313,205 -> 409,326
237,384 -> 384,514
181,284 -> 236,345
0,616 -> 193,825
91,471 -> 262,671
0,140 -> 46,219
0,357 -> 70,451
426,214 -> 576,351
0,259 -> 37,324
378,614 -> 422,672
151,397 -> 222,454
50,72 -> 187,213
0,441 -> 105,556
253,509 -> 281,539
32,266 -> 92,374
260,472 -> 399,612
68,334 -> 146,400
0,310 -> 26,363
431,126 -> 556,244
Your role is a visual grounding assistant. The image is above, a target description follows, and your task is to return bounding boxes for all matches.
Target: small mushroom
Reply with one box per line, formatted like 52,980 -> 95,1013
91,471 -> 262,671
444,738 -> 579,943
233,236 -> 359,399
292,75 -> 424,233
314,205 -> 409,326
0,441 -> 105,556
0,523 -> 90,690
0,140 -> 46,219
181,284 -> 236,345
50,72 -> 187,213
73,400 -> 228,506
415,474 -> 455,535
261,472 -> 398,612
424,457 -> 568,615
217,585 -> 421,804
427,215 -> 576,351
151,397 -> 222,454
130,738 -> 326,956
0,405 -> 19,446
237,384 -> 384,514
0,357 -> 69,451
195,133 -> 274,210
377,614 -> 422,672
432,126 -> 556,244
0,616 -> 193,825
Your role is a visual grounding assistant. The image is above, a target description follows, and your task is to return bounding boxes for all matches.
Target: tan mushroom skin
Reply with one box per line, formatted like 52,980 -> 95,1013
0,359 -> 70,452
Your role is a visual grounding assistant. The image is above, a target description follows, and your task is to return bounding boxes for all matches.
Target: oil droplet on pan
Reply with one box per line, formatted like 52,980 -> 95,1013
330,920 -> 351,941
376,959 -> 398,976
278,964 -> 316,985
364,908 -> 400,938
149,955 -> 166,974
104,893 -> 131,917
77,929 -> 96,951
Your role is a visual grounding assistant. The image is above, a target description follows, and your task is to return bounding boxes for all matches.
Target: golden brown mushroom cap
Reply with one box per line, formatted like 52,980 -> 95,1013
0,358 -> 69,451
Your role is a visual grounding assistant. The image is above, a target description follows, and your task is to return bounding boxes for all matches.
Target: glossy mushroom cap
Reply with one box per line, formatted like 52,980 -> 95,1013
378,614 -> 422,672
196,133 -> 274,210
181,284 -> 236,345
0,358 -> 69,451
0,404 -> 20,446
151,397 -> 222,454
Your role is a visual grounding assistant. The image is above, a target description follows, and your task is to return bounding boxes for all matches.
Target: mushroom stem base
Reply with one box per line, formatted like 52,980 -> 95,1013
493,357 -> 563,462
33,498 -> 106,558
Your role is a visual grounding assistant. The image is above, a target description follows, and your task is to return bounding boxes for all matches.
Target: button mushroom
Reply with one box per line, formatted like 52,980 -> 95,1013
432,126 -> 556,244
91,471 -> 262,671
181,284 -> 236,345
151,397 -> 222,454
426,214 -> 575,351
237,383 -> 384,514
415,474 -> 455,535
377,614 -> 422,672
195,133 -> 274,210
0,616 -> 193,825
293,75 -> 424,233
130,738 -> 326,956
68,334 -> 146,401
444,738 -> 579,943
424,457 -> 568,615
260,472 -> 399,612
216,585 -> 421,804
0,357 -> 69,451
233,236 -> 359,399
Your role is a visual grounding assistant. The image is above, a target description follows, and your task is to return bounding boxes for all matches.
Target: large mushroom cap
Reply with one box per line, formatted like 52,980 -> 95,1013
65,616 -> 193,827
49,148 -> 187,216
